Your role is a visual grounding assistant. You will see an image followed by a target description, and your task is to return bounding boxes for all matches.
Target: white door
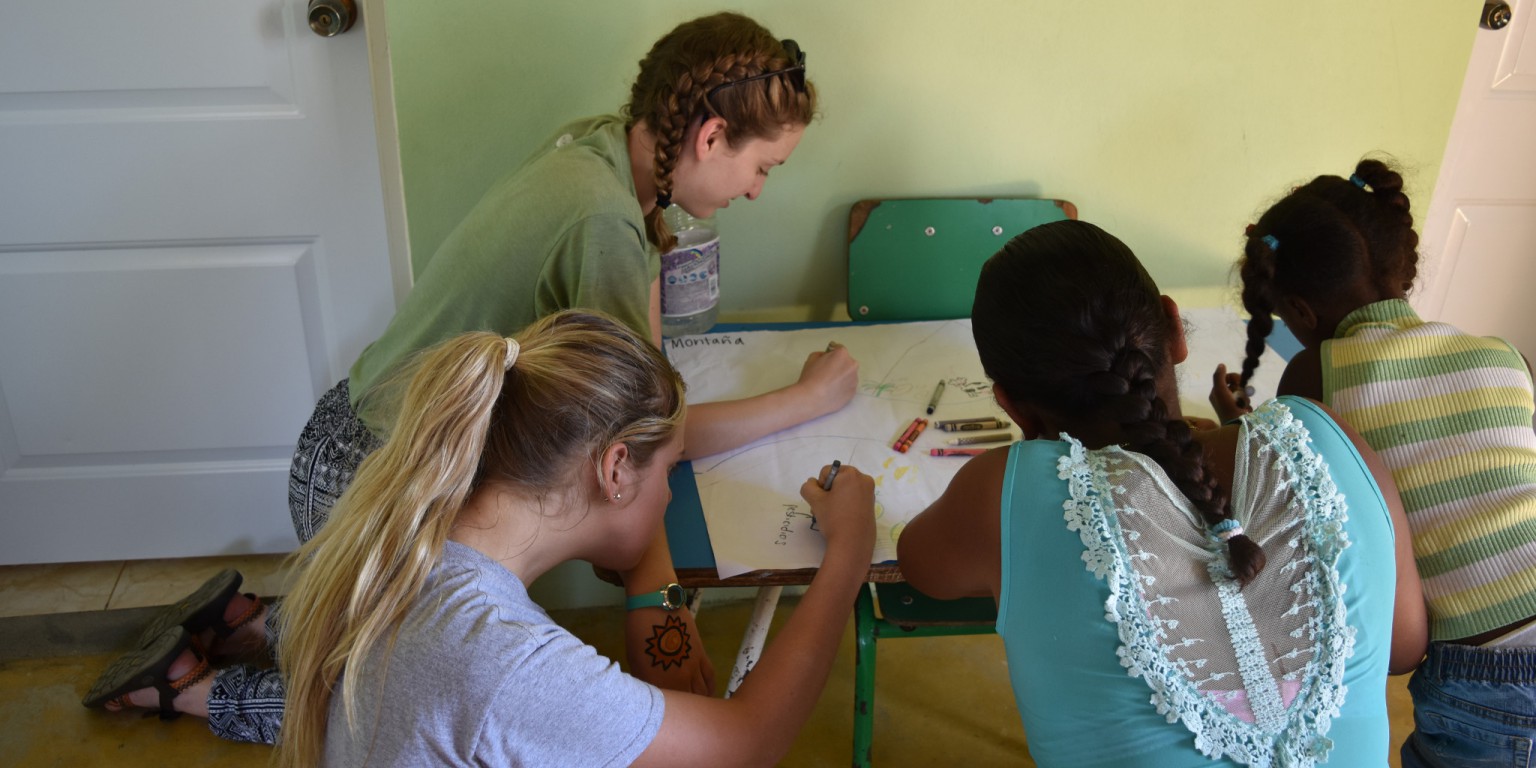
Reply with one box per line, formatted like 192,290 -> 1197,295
1418,0 -> 1536,355
0,0 -> 400,564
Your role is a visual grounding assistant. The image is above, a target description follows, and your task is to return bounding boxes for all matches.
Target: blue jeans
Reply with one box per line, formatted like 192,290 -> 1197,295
1401,642 -> 1536,768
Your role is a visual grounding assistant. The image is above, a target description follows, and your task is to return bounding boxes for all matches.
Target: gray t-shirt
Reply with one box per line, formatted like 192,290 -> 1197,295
323,541 -> 665,766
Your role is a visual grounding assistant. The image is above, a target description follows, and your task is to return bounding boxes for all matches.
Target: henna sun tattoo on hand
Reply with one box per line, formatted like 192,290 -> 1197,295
645,614 -> 693,671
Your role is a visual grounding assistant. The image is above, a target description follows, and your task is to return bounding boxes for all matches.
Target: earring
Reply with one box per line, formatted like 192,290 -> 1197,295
605,491 -> 623,502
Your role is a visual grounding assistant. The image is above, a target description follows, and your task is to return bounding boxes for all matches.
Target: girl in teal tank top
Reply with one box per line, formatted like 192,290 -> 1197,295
900,220 -> 1426,766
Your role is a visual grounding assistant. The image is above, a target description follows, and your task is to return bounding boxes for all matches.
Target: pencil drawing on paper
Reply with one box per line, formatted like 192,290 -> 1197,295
947,376 -> 992,398
668,320 -> 1004,577
860,379 -> 916,399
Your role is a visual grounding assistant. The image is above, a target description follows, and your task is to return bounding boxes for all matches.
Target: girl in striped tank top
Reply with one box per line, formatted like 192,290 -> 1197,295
1213,158 -> 1536,768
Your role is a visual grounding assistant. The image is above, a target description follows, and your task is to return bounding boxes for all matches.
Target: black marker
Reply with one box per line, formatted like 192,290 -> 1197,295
926,380 -> 945,415
821,459 -> 841,491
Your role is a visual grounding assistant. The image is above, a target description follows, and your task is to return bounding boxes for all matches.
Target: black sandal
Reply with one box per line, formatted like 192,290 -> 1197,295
132,569 -> 249,650
82,626 -> 211,720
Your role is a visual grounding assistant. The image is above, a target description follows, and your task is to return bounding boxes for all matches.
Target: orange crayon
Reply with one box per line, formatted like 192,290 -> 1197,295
906,418 -> 930,450
895,418 -> 928,453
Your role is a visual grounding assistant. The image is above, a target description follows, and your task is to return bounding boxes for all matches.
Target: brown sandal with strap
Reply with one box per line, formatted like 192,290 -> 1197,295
133,569 -> 264,654
83,627 -> 211,720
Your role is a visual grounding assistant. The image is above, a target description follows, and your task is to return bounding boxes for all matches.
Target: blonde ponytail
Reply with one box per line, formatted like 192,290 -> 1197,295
276,332 -> 511,767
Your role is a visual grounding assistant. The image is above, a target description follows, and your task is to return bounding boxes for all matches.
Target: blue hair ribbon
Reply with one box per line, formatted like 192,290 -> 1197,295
1211,518 -> 1246,541
1261,234 -> 1280,251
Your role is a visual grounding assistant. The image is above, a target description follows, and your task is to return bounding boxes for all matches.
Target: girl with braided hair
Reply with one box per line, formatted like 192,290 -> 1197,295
899,220 -> 1425,766
1213,158 -> 1536,768
84,11 -> 855,743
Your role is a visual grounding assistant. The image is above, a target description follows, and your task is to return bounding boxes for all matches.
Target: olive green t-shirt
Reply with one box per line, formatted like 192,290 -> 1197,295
348,115 -> 656,432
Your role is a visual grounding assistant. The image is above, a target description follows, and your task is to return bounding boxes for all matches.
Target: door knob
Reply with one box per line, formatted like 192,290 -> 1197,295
308,0 -> 357,37
1481,2 -> 1512,30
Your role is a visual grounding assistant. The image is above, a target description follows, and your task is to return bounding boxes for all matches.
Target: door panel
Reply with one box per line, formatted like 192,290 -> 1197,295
0,244 -> 323,455
1420,0 -> 1536,356
1430,206 -> 1536,355
0,4 -> 298,117
0,0 -> 395,563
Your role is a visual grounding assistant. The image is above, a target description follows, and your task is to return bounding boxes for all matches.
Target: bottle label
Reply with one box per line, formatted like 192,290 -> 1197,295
660,236 -> 720,317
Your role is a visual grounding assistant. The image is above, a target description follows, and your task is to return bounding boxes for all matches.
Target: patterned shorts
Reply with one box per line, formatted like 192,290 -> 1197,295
206,610 -> 285,744
286,379 -> 382,543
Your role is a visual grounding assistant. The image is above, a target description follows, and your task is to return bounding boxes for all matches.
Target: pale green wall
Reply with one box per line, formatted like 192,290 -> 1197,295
383,1 -> 1476,607
388,0 -> 1476,317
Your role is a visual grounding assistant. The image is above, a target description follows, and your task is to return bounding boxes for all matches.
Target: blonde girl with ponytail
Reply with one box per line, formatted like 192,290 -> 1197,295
277,310 -> 875,767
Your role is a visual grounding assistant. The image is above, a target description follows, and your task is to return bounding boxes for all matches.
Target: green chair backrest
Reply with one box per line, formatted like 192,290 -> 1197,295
847,198 -> 1077,322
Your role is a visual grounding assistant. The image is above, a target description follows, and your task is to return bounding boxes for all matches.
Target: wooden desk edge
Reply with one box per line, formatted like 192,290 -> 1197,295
674,563 -> 904,588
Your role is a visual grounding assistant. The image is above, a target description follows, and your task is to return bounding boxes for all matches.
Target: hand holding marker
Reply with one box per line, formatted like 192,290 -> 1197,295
812,460 -> 840,524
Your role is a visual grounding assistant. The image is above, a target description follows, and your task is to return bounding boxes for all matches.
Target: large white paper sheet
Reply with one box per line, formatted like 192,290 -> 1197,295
666,308 -> 1283,578
668,320 -> 997,577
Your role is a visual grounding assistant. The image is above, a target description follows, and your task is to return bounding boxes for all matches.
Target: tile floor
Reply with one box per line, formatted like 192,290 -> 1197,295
0,556 -> 1416,767
0,555 -> 292,619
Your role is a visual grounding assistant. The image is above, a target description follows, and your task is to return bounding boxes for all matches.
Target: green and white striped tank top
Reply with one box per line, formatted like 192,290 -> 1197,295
1322,299 -> 1536,641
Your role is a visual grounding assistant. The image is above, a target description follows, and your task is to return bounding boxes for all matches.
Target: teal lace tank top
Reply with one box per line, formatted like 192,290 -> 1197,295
996,397 -> 1395,767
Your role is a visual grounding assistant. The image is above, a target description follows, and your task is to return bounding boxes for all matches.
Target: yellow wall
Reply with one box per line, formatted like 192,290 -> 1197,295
388,0 -> 1476,318
384,1 -> 1476,607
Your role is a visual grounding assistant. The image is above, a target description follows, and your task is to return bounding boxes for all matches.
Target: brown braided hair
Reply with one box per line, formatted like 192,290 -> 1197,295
1236,158 -> 1420,391
972,220 -> 1266,585
625,12 -> 817,252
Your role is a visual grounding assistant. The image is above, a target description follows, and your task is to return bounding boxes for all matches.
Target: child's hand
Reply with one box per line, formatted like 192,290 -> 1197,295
800,463 -> 875,561
1209,364 -> 1254,423
794,344 -> 859,418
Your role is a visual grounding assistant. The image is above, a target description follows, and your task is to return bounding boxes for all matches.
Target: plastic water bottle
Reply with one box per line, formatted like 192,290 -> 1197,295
659,207 -> 720,337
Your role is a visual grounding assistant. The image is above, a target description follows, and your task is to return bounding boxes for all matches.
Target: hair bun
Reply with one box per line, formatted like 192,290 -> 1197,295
1354,159 -> 1410,213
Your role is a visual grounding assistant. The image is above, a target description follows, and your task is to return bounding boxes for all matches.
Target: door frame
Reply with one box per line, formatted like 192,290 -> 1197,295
363,0 -> 413,305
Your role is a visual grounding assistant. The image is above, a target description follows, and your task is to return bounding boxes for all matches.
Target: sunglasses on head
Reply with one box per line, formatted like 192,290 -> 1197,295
705,39 -> 806,108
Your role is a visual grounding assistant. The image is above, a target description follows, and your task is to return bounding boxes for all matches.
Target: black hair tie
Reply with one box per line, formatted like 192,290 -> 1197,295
656,191 -> 672,210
